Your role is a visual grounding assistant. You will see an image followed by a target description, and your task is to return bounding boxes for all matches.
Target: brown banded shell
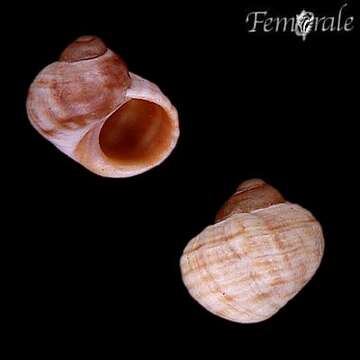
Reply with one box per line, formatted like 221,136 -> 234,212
26,36 -> 179,177
180,179 -> 324,323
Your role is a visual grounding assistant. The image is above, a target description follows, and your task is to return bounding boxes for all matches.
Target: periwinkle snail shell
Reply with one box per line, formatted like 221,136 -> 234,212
180,179 -> 324,323
26,36 -> 179,177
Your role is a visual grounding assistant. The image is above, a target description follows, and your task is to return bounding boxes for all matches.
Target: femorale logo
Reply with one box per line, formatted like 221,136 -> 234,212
246,3 -> 355,41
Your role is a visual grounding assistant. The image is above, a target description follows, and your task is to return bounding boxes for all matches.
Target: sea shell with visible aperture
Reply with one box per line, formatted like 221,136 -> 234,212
27,35 -> 179,177
180,179 -> 324,323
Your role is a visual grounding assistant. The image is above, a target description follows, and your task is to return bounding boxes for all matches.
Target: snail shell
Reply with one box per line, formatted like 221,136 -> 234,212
180,179 -> 324,323
26,36 -> 179,177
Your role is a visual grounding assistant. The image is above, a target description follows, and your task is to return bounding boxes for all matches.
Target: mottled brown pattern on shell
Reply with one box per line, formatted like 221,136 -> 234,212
28,51 -> 130,134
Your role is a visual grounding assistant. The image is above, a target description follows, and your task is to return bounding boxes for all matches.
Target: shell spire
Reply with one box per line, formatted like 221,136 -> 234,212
215,179 -> 285,222
59,35 -> 108,62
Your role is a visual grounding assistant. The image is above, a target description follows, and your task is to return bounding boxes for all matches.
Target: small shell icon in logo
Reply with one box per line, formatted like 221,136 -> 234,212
296,10 -> 315,41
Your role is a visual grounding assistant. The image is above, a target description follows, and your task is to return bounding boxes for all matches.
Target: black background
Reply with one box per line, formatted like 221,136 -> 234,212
7,0 -> 359,356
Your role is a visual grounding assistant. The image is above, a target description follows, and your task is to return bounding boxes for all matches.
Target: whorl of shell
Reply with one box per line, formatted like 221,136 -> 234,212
180,179 -> 324,323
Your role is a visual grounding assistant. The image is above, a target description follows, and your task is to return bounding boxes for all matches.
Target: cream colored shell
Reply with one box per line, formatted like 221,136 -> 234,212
180,179 -> 324,323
